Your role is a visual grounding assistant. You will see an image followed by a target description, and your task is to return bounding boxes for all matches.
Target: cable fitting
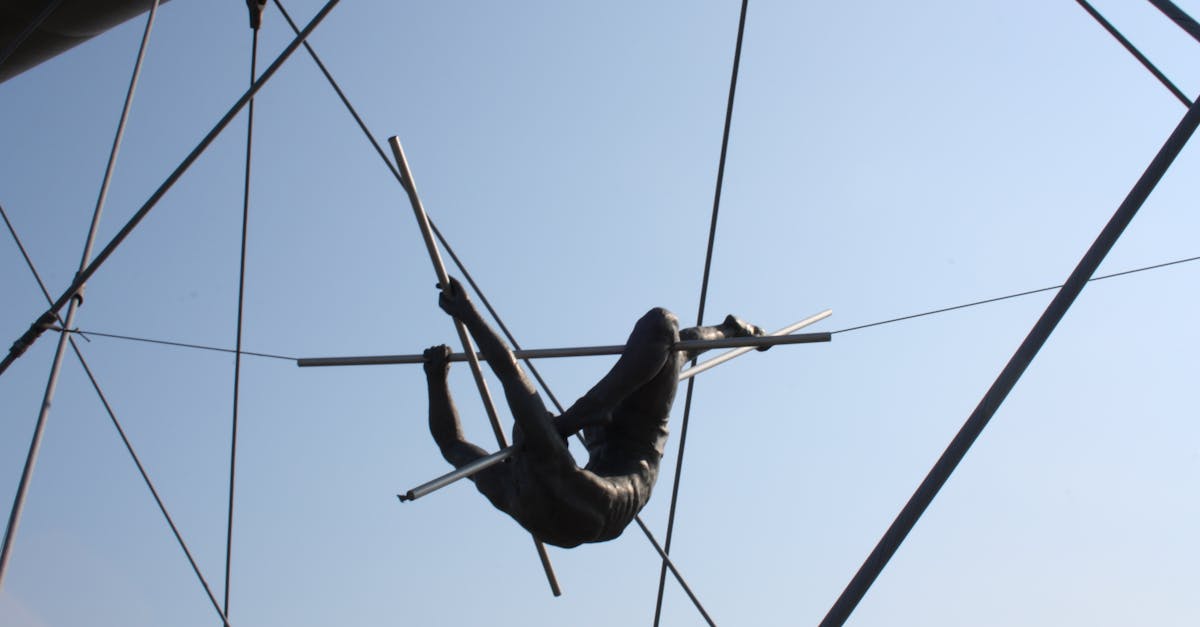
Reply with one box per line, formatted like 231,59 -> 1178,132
247,0 -> 267,29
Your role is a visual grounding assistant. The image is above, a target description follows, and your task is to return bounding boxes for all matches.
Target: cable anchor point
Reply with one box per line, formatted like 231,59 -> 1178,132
246,0 -> 268,30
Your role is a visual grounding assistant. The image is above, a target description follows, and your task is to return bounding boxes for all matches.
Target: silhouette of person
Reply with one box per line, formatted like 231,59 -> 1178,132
424,277 -> 764,547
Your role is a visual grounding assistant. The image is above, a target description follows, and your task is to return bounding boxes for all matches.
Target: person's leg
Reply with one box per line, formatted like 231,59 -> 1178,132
594,313 -> 768,445
436,279 -> 567,460
678,314 -> 766,361
556,307 -> 680,436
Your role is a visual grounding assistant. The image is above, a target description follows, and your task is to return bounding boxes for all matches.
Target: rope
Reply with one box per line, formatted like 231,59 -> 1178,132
654,2 -> 749,624
223,22 -> 261,623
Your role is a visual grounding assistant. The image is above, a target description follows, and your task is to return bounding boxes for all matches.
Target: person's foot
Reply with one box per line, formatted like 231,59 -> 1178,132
722,314 -> 770,351
722,314 -> 765,338
423,344 -> 453,377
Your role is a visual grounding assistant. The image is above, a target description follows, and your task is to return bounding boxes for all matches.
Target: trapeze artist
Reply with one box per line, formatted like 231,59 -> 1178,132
423,277 -> 766,548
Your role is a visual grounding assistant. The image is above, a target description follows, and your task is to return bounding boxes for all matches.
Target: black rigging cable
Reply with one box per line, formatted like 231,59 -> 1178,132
0,0 -> 342,378
57,329 -> 295,361
1075,0 -> 1192,106
831,255 -> 1200,335
654,1 -> 748,624
1148,0 -> 1200,44
43,253 -> 1200,361
819,81 -> 1200,627
271,0 -> 717,612
280,0 -> 714,605
2,205 -> 232,625
223,7 -> 264,620
0,0 -> 167,591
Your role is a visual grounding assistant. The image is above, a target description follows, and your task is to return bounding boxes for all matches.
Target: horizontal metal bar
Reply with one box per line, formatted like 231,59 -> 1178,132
398,310 -> 832,502
300,328 -> 830,368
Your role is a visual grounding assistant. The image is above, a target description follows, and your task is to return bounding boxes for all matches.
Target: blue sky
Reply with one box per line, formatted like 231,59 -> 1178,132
1,1 -> 1198,625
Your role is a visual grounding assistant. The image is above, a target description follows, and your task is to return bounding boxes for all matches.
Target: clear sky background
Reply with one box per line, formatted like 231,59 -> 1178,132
1,1 -> 1198,625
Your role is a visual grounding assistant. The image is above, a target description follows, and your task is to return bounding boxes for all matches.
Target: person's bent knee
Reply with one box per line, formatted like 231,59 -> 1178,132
635,307 -> 679,342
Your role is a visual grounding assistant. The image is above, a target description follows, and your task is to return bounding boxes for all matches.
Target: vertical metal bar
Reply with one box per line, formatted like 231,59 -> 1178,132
223,20 -> 261,625
655,0 -> 750,623
635,518 -> 717,627
819,86 -> 1200,627
386,136 -> 562,597
0,0 -> 162,591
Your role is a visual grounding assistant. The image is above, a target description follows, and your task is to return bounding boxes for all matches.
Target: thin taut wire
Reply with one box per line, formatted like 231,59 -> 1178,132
2,205 -> 232,625
273,1 -> 716,609
0,0 -> 342,378
223,21 -> 261,624
1075,0 -> 1191,106
654,1 -> 749,624
819,73 -> 1200,627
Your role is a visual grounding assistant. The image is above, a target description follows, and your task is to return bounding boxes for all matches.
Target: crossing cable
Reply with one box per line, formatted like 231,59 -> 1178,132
1148,0 -> 1200,44
224,2 -> 267,620
1075,0 -> 1192,106
0,0 -> 164,591
273,0 -> 595,414
55,328 -> 295,361
0,0 -> 342,378
830,254 -> 1200,335
272,1 -> 715,611
653,1 -> 749,624
819,87 -> 1200,626
44,253 -> 1199,363
1,207 -> 233,626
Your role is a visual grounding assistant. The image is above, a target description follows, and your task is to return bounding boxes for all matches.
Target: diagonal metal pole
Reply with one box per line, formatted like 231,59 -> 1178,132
4,201 -> 233,626
819,91 -> 1200,627
1147,0 -> 1200,44
387,136 -> 562,597
272,2 -> 720,607
635,518 -> 716,627
0,0 -> 342,378
655,0 -> 750,622
1075,0 -> 1192,106
0,0 -> 163,591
